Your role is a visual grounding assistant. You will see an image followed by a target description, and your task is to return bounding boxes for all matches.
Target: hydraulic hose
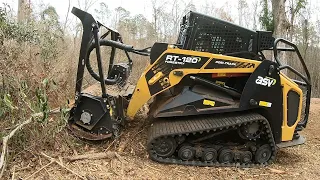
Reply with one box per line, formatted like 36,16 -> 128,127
85,39 -> 150,84
85,39 -> 133,84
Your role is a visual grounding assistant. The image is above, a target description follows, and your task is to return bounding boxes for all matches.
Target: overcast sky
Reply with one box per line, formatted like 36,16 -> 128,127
0,0 -> 228,21
0,0 -> 319,27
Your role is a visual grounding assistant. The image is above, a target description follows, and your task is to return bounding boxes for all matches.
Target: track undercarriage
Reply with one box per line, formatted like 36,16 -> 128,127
147,113 -> 276,167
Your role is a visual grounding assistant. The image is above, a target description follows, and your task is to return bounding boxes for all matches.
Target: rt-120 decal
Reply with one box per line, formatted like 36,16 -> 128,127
165,54 -> 202,65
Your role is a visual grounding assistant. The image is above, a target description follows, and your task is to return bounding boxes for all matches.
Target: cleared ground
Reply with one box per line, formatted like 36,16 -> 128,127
8,99 -> 320,180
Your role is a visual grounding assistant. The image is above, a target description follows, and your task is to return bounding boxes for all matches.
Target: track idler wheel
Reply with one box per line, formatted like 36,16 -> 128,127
218,149 -> 234,163
153,137 -> 177,158
178,144 -> 195,161
202,148 -> 217,162
255,144 -> 272,164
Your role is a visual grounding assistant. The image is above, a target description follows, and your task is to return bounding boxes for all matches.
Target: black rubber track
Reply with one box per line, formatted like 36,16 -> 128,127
147,112 -> 276,168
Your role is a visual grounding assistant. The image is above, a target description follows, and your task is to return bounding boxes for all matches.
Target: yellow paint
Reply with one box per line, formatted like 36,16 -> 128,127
203,99 -> 215,107
127,45 -> 305,143
148,72 -> 164,85
109,107 -> 113,116
259,101 -> 272,107
126,46 -> 261,119
280,73 -> 303,141
215,81 -> 226,86
126,72 -> 152,119
217,73 -> 226,77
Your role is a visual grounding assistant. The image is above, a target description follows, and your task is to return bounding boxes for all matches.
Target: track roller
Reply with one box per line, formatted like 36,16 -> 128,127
178,144 -> 195,161
147,113 -> 276,167
218,149 -> 234,163
202,148 -> 217,162
152,137 -> 176,158
255,144 -> 272,164
241,151 -> 252,164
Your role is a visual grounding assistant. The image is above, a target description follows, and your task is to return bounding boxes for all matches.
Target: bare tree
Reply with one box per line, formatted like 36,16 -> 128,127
151,0 -> 167,41
18,0 -> 31,23
77,0 -> 97,11
201,0 -> 216,16
252,1 -> 259,30
288,0 -> 307,41
171,0 -> 182,36
114,7 -> 130,29
63,0 -> 71,31
238,0 -> 248,26
94,2 -> 110,25
272,0 -> 291,38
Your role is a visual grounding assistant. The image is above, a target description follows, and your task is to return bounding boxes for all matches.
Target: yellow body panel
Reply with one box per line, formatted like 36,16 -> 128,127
127,46 -> 304,143
126,46 -> 260,119
126,66 -> 152,118
280,73 -> 303,141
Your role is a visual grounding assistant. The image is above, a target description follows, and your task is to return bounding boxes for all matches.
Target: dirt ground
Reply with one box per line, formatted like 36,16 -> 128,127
6,99 -> 320,180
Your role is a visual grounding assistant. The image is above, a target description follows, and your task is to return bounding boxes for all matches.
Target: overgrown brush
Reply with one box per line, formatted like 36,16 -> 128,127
0,5 -> 80,177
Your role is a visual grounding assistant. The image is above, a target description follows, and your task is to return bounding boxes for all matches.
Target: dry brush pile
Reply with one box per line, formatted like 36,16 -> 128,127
0,5 -> 150,178
0,6 -> 79,178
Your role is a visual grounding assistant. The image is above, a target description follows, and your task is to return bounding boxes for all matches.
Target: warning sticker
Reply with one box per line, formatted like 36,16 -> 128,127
259,101 -> 272,108
203,99 -> 215,107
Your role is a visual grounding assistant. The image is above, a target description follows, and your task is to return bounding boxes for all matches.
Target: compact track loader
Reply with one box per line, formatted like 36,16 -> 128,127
68,7 -> 311,167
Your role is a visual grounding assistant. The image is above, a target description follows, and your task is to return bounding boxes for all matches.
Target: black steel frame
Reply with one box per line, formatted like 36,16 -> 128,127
71,7 -> 133,100
272,38 -> 311,128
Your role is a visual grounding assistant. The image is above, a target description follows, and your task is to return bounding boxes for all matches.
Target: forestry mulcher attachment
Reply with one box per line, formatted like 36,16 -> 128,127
68,7 -> 311,167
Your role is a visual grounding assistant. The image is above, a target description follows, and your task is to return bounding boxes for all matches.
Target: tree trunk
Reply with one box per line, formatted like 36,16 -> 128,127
272,0 -> 290,74
302,19 -> 309,60
252,1 -> 258,30
18,0 -> 26,23
272,0 -> 290,38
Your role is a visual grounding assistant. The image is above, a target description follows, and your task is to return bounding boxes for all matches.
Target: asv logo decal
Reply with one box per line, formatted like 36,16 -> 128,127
165,55 -> 201,65
255,76 -> 276,87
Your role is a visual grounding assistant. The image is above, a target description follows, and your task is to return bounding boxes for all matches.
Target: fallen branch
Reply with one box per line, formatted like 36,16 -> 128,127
118,138 -> 130,152
0,117 -> 33,178
11,166 -> 15,180
105,138 -> 117,151
24,161 -> 54,180
15,166 -> 31,172
144,164 -> 162,172
64,152 -> 120,162
268,168 -> 286,174
41,152 -> 85,180
0,108 -> 62,179
118,127 -> 144,152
